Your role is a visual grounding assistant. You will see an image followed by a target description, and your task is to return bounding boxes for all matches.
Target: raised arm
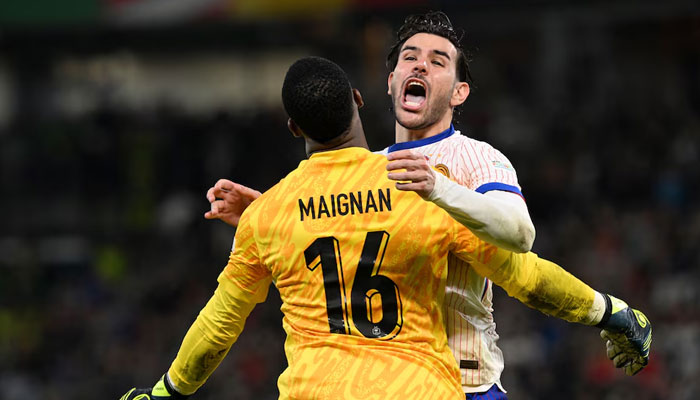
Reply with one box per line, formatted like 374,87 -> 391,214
386,150 -> 535,253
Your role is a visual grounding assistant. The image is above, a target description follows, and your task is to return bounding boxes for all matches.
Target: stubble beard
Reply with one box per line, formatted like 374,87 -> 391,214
392,92 -> 450,131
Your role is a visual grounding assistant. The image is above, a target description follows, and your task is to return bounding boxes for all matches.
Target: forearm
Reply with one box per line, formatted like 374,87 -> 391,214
428,173 -> 535,253
167,279 -> 259,394
470,250 -> 603,325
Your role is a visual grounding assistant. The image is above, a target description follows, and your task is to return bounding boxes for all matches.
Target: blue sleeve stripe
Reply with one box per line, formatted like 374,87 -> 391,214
475,182 -> 524,198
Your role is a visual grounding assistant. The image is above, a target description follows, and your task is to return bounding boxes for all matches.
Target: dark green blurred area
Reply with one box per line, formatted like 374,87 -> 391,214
0,0 -> 99,25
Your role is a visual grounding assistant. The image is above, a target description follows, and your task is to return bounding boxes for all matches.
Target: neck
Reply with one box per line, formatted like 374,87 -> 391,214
394,111 -> 453,143
305,112 -> 368,156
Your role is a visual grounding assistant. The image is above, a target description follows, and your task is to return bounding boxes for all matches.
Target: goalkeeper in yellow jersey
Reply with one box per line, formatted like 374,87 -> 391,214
121,57 -> 650,400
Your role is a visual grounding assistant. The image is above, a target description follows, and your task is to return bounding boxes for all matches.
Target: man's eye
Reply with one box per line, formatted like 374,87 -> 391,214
432,60 -> 444,66
404,56 -> 416,61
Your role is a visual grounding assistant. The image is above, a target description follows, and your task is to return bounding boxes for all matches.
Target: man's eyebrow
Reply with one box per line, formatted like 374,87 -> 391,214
400,46 -> 451,60
432,49 -> 451,60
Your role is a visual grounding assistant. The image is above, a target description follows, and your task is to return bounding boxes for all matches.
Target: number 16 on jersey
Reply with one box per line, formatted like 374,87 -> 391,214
304,231 -> 404,340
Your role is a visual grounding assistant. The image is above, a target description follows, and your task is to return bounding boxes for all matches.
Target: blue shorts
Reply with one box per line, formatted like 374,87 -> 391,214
465,385 -> 507,400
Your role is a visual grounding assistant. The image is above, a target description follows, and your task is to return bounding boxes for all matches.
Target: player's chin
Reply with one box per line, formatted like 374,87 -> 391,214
396,114 -> 428,130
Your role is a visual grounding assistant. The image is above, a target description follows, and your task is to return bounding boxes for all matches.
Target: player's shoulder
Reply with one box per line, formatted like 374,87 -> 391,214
374,147 -> 390,156
354,149 -> 391,170
452,129 -> 503,153
240,167 -> 300,218
455,130 -> 516,168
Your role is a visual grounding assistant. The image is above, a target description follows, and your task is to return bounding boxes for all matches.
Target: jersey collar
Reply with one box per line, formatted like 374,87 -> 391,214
308,146 -> 371,162
386,124 -> 455,153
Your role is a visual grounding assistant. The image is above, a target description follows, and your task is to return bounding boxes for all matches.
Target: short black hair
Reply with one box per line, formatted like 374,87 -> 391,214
282,56 -> 354,143
386,11 -> 473,85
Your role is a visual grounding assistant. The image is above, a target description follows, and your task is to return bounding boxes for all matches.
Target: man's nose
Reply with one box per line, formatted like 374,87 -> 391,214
413,60 -> 428,74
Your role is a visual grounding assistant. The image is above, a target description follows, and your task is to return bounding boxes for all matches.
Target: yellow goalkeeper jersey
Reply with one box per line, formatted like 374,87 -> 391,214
222,147 -> 507,400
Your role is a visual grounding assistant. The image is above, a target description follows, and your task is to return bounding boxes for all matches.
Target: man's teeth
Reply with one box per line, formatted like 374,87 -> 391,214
405,81 -> 426,106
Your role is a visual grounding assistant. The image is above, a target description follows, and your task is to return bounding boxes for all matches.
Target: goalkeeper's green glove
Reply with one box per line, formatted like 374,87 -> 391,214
596,294 -> 652,376
120,374 -> 189,400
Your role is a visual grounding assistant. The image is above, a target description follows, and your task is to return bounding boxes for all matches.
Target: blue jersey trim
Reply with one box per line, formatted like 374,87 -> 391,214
386,125 -> 455,153
465,384 -> 507,399
475,182 -> 524,198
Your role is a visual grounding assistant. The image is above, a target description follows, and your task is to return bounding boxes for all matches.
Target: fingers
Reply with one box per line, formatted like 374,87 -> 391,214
386,158 -> 430,172
387,170 -> 431,183
605,339 -> 620,359
208,180 -> 261,202
624,359 -> 646,376
604,336 -> 631,368
206,186 -> 216,203
204,179 -> 259,227
394,182 -> 431,192
204,200 -> 226,219
601,329 -> 649,376
386,155 -> 435,199
215,179 -> 236,192
386,149 -> 425,162
612,350 -> 631,368
234,183 -> 262,200
206,180 -> 233,203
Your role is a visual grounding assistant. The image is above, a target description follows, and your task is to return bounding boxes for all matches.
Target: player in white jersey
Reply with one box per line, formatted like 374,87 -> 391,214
379,125 -> 522,393
203,11 -> 650,399
381,13 -> 534,396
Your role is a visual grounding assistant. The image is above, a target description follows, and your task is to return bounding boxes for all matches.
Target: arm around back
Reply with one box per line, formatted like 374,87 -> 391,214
429,172 -> 535,253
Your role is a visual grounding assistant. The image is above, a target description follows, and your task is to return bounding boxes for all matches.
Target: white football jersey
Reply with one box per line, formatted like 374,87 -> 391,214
380,125 -> 523,393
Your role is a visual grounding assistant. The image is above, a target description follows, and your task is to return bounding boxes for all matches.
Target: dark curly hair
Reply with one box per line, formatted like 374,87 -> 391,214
282,56 -> 355,143
386,11 -> 473,85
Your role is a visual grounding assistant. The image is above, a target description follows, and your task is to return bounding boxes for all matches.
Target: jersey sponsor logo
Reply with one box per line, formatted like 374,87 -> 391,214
491,160 -> 515,172
298,188 -> 392,221
434,164 -> 450,178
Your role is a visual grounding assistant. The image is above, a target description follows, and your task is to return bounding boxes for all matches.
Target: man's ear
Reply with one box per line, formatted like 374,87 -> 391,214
288,118 -> 303,138
450,82 -> 470,107
387,72 -> 394,96
352,88 -> 364,109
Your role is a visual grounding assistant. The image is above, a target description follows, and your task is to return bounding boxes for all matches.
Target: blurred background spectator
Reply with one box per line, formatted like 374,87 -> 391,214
0,1 -> 698,399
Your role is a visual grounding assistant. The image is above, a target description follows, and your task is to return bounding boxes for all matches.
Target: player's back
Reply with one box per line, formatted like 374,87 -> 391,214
238,147 -> 464,399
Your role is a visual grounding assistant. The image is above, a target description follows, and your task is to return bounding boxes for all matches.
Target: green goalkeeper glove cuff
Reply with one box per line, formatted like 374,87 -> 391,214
120,374 -> 189,400
596,294 -> 652,376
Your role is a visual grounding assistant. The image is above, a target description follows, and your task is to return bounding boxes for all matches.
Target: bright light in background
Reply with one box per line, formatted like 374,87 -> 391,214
52,50 -> 307,116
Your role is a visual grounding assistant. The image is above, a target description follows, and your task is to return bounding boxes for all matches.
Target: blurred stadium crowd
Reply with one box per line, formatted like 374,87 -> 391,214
0,1 -> 698,399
